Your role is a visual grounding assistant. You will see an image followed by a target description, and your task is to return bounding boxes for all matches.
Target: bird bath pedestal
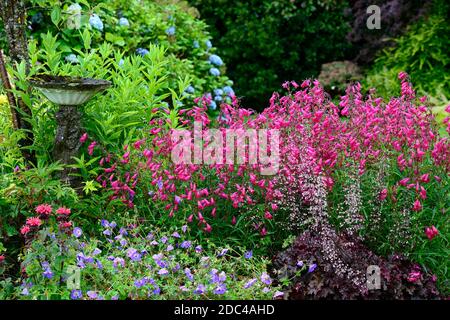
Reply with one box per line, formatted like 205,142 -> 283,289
30,75 -> 110,189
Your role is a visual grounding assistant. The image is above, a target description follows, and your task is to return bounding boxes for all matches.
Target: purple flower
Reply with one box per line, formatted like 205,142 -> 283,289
180,241 -> 191,249
213,284 -> 227,295
96,259 -> 103,269
174,196 -> 182,204
184,268 -> 194,281
134,278 -> 146,288
70,289 -> 82,300
119,239 -> 127,247
308,263 -> 317,273
160,236 -> 168,244
260,272 -> 272,285
73,227 -> 82,238
146,232 -> 154,240
150,240 -> 158,246
193,284 -> 206,295
92,248 -> 102,256
110,221 -> 117,229
296,260 -> 304,268
217,248 -> 228,257
101,219 -> 110,228
244,278 -> 257,289
181,225 -> 188,233
244,250 -> 253,259
103,229 -> 112,236
152,286 -> 161,295
273,291 -> 284,299
87,291 -> 98,299
158,268 -> 169,276
113,257 -> 125,268
166,245 -> 174,252
42,268 -> 53,279
119,228 -> 128,235
195,245 -> 202,253
172,231 -> 181,238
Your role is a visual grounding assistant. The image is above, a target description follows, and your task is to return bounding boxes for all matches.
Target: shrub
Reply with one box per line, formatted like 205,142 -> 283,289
363,0 -> 450,102
190,0 -> 354,109
347,0 -> 431,64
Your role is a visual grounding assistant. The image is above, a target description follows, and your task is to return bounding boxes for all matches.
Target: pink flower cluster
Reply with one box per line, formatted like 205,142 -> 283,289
95,72 -> 449,236
425,225 -> 439,240
20,204 -> 73,237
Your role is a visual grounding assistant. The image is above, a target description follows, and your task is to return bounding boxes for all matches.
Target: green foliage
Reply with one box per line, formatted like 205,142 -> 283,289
364,1 -> 450,103
190,0 -> 354,108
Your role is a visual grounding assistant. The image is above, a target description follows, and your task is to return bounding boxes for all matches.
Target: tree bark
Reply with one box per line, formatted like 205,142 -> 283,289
0,0 -> 36,165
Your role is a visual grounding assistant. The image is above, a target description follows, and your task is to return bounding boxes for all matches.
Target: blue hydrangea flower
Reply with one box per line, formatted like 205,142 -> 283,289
205,40 -> 212,49
209,68 -> 220,77
165,26 -> 176,36
68,3 -> 82,13
214,96 -> 223,102
193,40 -> 200,48
73,227 -> 82,238
209,54 -> 223,66
65,54 -> 79,64
136,48 -> 149,56
70,289 -> 82,300
89,14 -> 103,31
214,88 -> 224,96
118,17 -> 130,27
209,101 -> 217,110
223,86 -> 234,96
185,85 -> 195,94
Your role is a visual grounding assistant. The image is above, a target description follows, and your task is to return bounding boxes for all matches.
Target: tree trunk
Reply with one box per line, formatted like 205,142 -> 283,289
0,0 -> 36,165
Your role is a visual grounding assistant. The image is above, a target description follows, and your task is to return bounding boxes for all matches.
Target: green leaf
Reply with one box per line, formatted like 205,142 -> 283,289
51,7 -> 61,26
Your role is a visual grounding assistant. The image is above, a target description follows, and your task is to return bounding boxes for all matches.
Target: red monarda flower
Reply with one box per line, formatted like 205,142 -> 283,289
35,204 -> 52,216
26,217 -> 42,227
56,207 -> 71,216
20,225 -> 31,235
59,221 -> 73,229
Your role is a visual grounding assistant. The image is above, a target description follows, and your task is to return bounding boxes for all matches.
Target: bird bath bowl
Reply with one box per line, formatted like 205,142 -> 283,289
30,75 -> 111,106
30,75 -> 111,189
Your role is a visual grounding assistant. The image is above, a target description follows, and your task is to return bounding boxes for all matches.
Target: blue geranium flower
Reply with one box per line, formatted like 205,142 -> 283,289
73,227 -> 82,238
209,68 -> 220,77
118,17 -> 130,27
165,26 -> 176,36
136,48 -> 149,56
209,54 -> 223,66
89,14 -> 103,31
70,289 -> 82,300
